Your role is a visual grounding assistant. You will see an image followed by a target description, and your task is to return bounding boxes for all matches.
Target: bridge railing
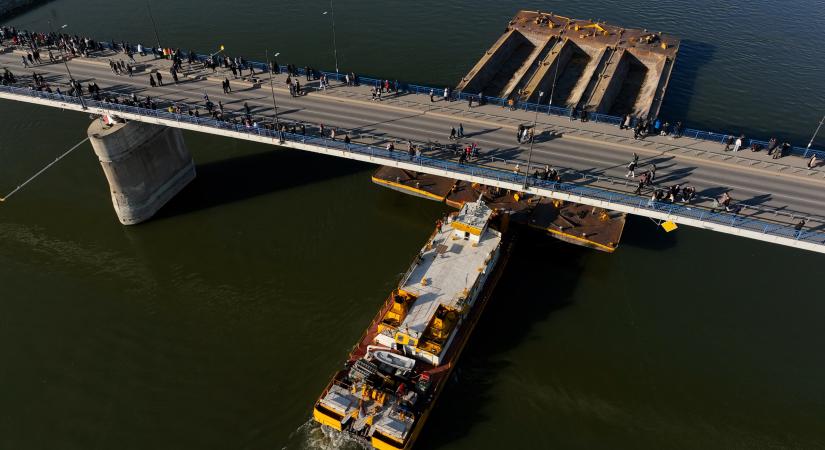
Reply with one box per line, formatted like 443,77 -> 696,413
85,40 -> 825,159
3,83 -> 824,247
8,39 -> 824,160
6,75 -> 822,227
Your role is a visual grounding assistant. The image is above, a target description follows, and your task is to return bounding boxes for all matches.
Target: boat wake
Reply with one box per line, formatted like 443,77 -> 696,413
285,419 -> 368,450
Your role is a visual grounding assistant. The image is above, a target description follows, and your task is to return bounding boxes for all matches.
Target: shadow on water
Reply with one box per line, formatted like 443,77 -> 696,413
619,214 -> 679,251
416,228 -> 586,449
657,39 -> 717,124
155,148 -> 368,219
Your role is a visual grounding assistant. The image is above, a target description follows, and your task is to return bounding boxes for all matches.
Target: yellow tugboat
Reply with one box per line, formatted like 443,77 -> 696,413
312,197 -> 512,449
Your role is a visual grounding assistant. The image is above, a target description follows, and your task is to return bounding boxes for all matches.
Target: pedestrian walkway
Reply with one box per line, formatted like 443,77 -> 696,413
2,37 -> 825,253
160,50 -> 825,181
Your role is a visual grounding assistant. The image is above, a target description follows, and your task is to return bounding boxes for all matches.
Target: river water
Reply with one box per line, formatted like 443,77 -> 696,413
1,1 -> 824,449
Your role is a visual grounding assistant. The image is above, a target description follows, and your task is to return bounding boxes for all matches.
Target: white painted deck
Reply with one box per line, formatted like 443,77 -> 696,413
399,224 -> 501,339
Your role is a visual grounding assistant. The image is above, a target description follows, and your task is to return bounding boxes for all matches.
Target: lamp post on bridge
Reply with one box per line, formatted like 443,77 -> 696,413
266,50 -> 282,135
322,1 -> 340,74
145,0 -> 163,56
548,49 -> 561,111
523,91 -> 543,188
806,114 -> 824,155
47,21 -> 86,110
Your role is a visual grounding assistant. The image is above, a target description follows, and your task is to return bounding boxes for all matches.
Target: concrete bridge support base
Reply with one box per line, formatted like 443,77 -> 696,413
87,119 -> 196,225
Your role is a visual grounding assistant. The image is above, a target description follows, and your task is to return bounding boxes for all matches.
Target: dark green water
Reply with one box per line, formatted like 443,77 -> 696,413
1,1 -> 825,449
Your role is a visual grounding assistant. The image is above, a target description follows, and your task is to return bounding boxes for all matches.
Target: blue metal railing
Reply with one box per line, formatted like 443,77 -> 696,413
6,37 -> 824,160
2,83 -> 823,248
88,41 -> 825,160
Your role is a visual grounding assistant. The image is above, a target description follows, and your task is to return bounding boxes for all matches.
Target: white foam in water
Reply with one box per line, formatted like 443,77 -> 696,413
285,419 -> 369,450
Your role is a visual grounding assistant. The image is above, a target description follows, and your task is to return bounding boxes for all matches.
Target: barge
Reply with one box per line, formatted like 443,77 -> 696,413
312,197 -> 512,449
372,166 -> 625,252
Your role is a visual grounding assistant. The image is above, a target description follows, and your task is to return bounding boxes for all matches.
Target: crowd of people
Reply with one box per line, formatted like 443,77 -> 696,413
370,79 -> 400,101
622,152 -> 699,207
2,25 -> 820,232
723,134 -> 793,160
614,113 -> 684,140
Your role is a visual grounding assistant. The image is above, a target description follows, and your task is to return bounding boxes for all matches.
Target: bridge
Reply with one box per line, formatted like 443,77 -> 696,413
1,39 -> 825,254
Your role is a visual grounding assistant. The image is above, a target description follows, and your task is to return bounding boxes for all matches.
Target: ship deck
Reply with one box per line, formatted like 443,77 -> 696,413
400,225 -> 501,337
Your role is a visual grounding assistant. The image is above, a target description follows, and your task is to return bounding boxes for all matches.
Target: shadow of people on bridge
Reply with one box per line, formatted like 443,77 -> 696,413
463,127 -> 501,139
415,229 -> 585,449
532,129 -> 561,144
737,193 -> 772,207
154,147 -> 368,220
652,166 -> 697,185
483,146 -> 522,162
695,186 -> 730,199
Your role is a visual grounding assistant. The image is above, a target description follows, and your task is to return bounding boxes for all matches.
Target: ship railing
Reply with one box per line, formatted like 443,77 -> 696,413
4,84 -> 825,248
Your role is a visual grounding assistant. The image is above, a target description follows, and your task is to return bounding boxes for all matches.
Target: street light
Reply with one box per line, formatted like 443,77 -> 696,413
548,50 -> 560,109
806,114 -> 824,153
146,0 -> 162,55
524,91 -> 543,188
322,1 -> 339,73
48,21 -> 86,110
266,50 -> 281,135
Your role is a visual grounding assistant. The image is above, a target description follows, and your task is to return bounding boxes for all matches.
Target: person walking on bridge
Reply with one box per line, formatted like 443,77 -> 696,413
149,74 -> 157,87
458,123 -> 464,138
717,192 -> 733,212
724,135 -> 734,151
621,114 -> 632,130
766,137 -> 778,155
156,71 -> 163,86
634,177 -> 646,195
626,160 -> 637,178
733,135 -> 743,152
774,141 -> 790,159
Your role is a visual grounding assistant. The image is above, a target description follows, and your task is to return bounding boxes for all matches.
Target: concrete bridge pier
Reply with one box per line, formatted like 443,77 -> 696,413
87,119 -> 196,225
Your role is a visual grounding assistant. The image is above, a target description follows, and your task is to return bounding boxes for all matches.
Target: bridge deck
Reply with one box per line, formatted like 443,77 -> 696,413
1,46 -> 824,252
